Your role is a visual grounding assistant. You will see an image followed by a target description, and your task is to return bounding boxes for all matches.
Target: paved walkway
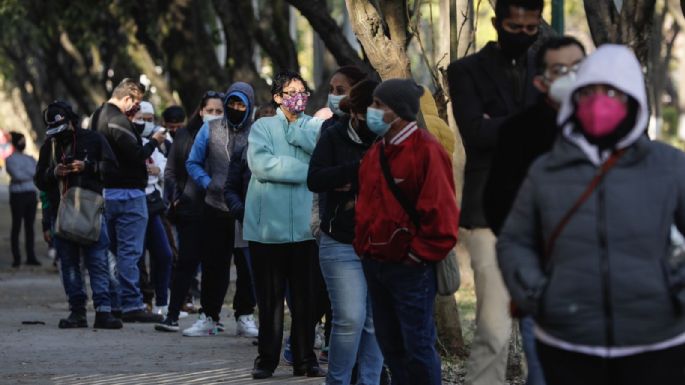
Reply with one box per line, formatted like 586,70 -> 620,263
0,184 -> 322,385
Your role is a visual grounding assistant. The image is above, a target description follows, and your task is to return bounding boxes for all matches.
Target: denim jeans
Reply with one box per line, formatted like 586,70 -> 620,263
142,214 -> 173,306
521,317 -> 546,385
105,196 -> 148,313
362,258 -> 441,385
319,233 -> 383,385
54,222 -> 112,313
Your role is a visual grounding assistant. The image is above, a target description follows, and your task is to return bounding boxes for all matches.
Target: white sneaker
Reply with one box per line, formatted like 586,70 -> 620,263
236,314 -> 259,338
151,305 -> 188,319
152,305 -> 168,316
182,314 -> 218,337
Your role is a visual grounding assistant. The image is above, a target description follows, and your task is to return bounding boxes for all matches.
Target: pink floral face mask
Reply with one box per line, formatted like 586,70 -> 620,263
281,92 -> 308,114
576,94 -> 628,138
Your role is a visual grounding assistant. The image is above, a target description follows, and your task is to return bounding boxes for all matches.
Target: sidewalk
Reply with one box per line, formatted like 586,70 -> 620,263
0,183 -> 322,385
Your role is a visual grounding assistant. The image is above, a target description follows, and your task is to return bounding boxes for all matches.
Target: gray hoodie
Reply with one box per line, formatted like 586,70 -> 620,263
497,45 -> 685,347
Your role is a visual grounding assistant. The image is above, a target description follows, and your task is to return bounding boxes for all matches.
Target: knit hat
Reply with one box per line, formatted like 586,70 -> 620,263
139,101 -> 154,115
373,78 -> 424,121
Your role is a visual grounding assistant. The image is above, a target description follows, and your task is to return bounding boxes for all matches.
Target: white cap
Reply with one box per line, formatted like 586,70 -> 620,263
139,101 -> 154,115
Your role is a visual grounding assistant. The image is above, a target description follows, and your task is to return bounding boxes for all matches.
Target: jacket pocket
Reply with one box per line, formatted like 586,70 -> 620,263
514,266 -> 550,318
366,221 -> 414,263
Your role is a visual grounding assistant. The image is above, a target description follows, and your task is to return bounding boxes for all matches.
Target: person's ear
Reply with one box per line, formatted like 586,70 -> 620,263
273,93 -> 283,106
533,75 -> 549,94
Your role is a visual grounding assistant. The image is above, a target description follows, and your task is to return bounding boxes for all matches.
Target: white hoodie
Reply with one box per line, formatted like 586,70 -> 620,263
557,44 -> 649,165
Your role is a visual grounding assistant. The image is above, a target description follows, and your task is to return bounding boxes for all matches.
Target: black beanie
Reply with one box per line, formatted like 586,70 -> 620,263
373,78 -> 424,121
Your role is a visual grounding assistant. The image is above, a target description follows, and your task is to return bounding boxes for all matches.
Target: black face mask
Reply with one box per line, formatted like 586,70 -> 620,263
226,107 -> 246,127
132,122 -> 145,135
498,27 -> 538,59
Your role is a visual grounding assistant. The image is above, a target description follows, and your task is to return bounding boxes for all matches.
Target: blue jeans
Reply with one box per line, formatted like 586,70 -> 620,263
144,214 -> 173,306
105,196 -> 148,313
521,316 -> 546,385
319,234 -> 383,385
362,258 -> 441,385
54,222 -> 112,313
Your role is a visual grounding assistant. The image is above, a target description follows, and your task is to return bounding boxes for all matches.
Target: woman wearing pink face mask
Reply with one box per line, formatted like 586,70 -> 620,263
497,44 -> 685,385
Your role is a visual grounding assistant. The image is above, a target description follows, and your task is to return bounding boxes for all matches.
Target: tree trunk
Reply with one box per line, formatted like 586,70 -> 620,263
453,0 -> 475,59
286,0 -> 375,75
583,0 -> 657,65
345,0 -> 411,79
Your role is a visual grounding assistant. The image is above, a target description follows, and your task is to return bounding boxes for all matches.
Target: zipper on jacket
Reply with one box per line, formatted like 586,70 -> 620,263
597,181 -> 615,346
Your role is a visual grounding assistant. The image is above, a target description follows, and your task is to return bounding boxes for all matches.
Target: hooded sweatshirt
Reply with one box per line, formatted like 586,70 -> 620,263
186,82 -> 255,213
497,45 -> 685,351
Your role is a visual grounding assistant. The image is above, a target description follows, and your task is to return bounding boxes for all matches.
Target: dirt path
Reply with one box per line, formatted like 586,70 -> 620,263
0,184 -> 321,385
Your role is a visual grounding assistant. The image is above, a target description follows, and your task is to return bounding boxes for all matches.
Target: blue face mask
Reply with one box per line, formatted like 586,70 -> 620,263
328,94 -> 346,117
366,107 -> 393,137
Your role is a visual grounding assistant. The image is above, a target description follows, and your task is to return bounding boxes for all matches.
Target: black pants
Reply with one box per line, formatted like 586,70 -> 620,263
250,240 -> 322,372
537,341 -> 685,385
232,247 -> 257,320
167,216 -> 203,321
10,191 -> 37,264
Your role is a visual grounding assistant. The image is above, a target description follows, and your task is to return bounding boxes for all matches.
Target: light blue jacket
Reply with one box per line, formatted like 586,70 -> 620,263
243,108 -> 323,243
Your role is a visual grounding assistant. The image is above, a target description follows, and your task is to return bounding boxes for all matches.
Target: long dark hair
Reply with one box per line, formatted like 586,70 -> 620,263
187,91 -> 225,134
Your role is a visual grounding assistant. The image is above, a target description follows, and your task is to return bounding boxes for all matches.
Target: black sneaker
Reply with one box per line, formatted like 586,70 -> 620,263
25,259 -> 42,266
251,367 -> 273,379
58,311 -> 87,328
121,310 -> 164,323
154,317 -> 179,332
112,310 -> 122,319
93,312 -> 123,329
293,366 -> 327,378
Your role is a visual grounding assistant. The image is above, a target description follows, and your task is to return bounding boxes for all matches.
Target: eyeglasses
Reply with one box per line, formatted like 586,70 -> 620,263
281,90 -> 310,98
545,63 -> 581,79
203,90 -> 225,100
574,85 -> 628,103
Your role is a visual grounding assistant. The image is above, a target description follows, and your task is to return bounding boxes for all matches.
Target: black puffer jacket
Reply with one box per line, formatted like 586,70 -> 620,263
307,118 -> 374,244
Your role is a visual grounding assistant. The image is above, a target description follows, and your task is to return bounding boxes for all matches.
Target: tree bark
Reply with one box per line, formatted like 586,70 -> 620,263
286,0 -> 375,75
345,0 -> 411,79
583,0 -> 657,65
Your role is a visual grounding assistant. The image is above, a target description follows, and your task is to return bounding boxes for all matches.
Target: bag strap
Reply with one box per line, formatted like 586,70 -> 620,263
378,146 -> 421,228
544,149 -> 626,259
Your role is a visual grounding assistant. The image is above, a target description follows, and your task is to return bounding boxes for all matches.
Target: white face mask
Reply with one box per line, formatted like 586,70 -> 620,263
549,72 -> 577,105
142,122 -> 156,137
203,114 -> 222,123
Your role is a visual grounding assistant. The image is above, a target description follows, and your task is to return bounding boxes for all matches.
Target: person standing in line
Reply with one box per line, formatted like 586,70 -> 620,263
182,82 -> 257,337
155,91 -> 222,332
447,1 -> 543,383
498,44 -> 685,385
35,101 -> 122,329
245,71 -> 326,380
6,132 -> 39,267
354,79 -> 459,385
132,101 -> 174,316
91,78 -> 167,323
484,36 -> 586,385
308,79 -> 384,385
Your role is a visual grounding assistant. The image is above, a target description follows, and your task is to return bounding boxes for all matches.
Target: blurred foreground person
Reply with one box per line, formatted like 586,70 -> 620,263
498,44 -> 685,385
354,79 -> 459,385
35,101 -> 121,329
